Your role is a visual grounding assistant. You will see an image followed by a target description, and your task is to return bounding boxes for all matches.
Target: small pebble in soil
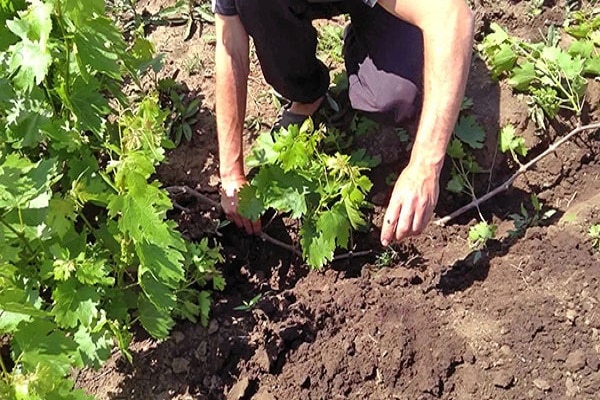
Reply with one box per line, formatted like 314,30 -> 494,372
499,345 -> 512,357
208,319 -> 219,335
172,330 -> 185,343
171,357 -> 189,374
493,370 -> 515,389
552,370 -> 563,381
553,347 -> 568,362
566,309 -> 578,324
586,351 -> 600,372
565,376 -> 579,397
463,348 -> 476,364
532,378 -> 551,392
565,349 -> 587,372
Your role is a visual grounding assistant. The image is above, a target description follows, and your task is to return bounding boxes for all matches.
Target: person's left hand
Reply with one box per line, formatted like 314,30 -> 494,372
380,161 -> 440,246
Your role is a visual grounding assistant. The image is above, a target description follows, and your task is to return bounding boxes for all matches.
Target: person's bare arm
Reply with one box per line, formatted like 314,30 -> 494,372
377,0 -> 474,245
215,14 -> 260,234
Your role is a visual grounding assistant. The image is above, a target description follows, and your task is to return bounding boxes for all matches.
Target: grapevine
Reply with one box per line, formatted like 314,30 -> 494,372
0,1 -> 223,399
238,119 -> 373,268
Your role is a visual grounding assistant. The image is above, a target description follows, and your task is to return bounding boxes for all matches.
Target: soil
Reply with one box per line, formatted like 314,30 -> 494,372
76,1 -> 600,399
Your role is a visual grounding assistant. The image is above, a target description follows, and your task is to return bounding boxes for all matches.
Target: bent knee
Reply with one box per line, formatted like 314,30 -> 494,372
348,73 -> 418,125
347,57 -> 419,125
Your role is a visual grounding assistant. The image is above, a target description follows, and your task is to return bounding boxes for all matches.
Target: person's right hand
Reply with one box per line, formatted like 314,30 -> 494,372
220,177 -> 262,235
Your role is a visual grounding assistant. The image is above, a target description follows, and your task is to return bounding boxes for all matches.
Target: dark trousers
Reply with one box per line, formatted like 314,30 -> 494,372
234,0 -> 424,125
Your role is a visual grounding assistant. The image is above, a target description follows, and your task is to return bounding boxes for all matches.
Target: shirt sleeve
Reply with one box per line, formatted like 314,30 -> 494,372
212,0 -> 237,16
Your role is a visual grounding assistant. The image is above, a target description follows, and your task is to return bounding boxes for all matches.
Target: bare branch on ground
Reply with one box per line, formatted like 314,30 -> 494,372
435,122 -> 600,226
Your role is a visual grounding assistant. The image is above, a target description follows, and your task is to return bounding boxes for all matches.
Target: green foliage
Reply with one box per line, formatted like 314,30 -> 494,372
239,119 -> 372,268
468,220 -> 498,249
509,194 -> 556,236
0,1 -> 223,399
479,23 -> 595,129
588,224 -> 600,251
499,124 -> 528,162
317,23 -> 344,65
158,78 -> 200,145
233,293 -> 262,311
445,101 -> 486,196
374,245 -> 402,268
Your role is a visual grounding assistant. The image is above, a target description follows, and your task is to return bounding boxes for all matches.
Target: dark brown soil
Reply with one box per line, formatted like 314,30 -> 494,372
76,1 -> 600,399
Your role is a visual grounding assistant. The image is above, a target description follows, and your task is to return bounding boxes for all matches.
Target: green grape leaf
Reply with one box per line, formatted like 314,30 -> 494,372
62,0 -> 104,26
12,319 -> 79,375
568,39 -> 594,58
136,241 -> 185,287
468,221 -> 497,248
499,124 -> 528,157
199,290 -> 211,327
73,16 -> 124,80
75,257 -> 115,287
299,219 -> 334,268
446,138 -> 465,159
307,233 -> 335,268
138,294 -> 175,339
0,155 -> 57,209
238,184 -> 266,221
5,0 -> 52,42
138,271 -> 177,311
454,115 -> 486,149
584,56 -> 600,76
507,62 -> 536,91
246,131 -> 278,167
58,76 -> 109,136
0,0 -> 26,48
7,39 -> 52,91
317,204 -> 350,249
251,166 -> 309,218
73,325 -> 112,369
51,279 -> 100,329
0,288 -> 45,333
446,173 -> 465,194
46,197 -> 76,240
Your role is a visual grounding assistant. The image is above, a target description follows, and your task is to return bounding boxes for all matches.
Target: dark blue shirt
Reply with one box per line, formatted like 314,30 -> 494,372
212,0 -> 377,15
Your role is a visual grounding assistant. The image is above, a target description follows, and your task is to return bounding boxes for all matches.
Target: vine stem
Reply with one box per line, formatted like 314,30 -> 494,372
0,348 -> 8,376
0,215 -> 35,255
165,185 -> 372,262
435,122 -> 600,226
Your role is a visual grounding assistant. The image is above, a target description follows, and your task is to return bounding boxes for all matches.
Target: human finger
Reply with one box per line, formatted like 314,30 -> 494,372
241,217 -> 254,235
395,199 -> 415,241
381,195 -> 402,246
227,212 -> 243,229
251,218 -> 262,234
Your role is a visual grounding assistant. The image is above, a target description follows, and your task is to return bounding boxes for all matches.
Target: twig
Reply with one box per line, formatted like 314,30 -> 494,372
172,201 -> 191,213
435,122 -> 600,226
333,249 -> 372,261
259,233 -> 301,256
166,185 -> 221,209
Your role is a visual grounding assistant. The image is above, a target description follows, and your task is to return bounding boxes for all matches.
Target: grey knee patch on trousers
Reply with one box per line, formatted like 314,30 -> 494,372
348,57 -> 418,125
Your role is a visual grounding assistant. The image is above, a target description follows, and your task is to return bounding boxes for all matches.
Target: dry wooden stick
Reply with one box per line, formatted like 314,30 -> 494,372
435,122 -> 600,226
165,185 -> 372,262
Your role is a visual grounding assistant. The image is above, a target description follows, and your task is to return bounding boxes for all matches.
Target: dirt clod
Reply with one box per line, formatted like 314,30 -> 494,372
493,370 -> 515,389
171,358 -> 189,375
565,349 -> 587,372
533,378 -> 551,392
227,377 -> 250,400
